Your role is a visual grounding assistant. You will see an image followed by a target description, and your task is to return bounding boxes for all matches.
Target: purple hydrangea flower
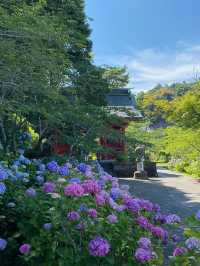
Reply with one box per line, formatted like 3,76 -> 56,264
0,238 -> 7,250
43,223 -> 52,231
162,230 -> 169,245
87,208 -> 97,218
166,214 -> 181,224
88,237 -> 110,257
185,237 -> 200,249
75,222 -> 85,231
116,204 -> 127,212
138,199 -> 154,212
173,247 -> 187,256
67,211 -> 80,221
58,165 -> 69,176
43,182 -> 56,193
153,203 -> 161,212
172,234 -> 181,243
97,179 -> 105,189
85,169 -> 94,178
150,226 -> 166,239
95,193 -> 106,206
136,216 -> 149,229
47,161 -> 58,172
154,213 -> 167,224
25,188 -> 37,197
195,210 -> 200,221
0,183 -> 6,195
123,196 -> 141,213
135,248 -> 152,263
19,243 -> 31,254
138,237 -> 151,250
64,183 -> 84,197
107,214 -> 118,224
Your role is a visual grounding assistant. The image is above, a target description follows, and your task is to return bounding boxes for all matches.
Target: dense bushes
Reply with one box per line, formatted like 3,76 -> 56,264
0,148 -> 200,265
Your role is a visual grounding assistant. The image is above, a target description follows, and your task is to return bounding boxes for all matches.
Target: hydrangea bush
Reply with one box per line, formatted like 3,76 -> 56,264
0,151 -> 200,265
170,211 -> 200,266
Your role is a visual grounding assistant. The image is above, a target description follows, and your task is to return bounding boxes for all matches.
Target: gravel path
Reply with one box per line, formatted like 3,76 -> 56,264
119,168 -> 200,217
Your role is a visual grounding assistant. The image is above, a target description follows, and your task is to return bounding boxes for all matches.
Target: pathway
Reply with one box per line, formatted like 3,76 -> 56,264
119,168 -> 200,217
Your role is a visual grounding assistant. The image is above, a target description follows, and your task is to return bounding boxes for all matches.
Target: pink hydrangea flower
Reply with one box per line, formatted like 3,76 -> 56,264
82,179 -> 101,194
64,183 -> 84,197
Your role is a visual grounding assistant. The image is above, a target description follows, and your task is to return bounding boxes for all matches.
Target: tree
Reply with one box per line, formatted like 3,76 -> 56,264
0,0 -> 125,158
102,66 -> 129,89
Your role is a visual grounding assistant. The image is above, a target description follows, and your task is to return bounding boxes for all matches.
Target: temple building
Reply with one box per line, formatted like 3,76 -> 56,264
98,88 -> 142,160
53,88 -> 142,158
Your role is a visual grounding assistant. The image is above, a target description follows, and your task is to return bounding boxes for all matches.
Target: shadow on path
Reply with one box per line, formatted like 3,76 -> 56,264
119,170 -> 200,218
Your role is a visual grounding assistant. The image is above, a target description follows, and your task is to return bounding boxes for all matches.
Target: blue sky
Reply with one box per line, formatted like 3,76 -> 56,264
85,0 -> 200,92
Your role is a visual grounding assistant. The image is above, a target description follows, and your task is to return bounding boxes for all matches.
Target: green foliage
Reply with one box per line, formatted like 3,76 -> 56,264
137,81 -> 193,128
170,214 -> 200,266
0,0 -> 124,158
102,66 -> 129,89
0,154 -> 169,266
136,81 -> 200,178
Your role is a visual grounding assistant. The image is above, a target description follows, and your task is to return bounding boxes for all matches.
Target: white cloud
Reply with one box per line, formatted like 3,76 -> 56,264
95,43 -> 200,92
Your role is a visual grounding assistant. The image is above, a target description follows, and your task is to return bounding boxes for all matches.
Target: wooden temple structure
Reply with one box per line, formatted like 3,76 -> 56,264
98,88 -> 142,160
53,88 -> 142,158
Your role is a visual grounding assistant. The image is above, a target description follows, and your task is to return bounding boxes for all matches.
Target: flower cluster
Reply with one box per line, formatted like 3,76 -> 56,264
0,153 -> 199,266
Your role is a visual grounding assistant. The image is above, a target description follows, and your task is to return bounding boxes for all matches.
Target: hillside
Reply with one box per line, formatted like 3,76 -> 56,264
136,81 -> 194,128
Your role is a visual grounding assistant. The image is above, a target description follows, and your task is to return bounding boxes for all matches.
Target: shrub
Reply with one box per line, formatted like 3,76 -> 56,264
170,211 -> 200,265
0,152 -> 199,265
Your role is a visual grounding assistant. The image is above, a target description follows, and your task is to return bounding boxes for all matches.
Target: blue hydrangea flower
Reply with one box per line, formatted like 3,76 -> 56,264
26,188 -> 36,197
0,183 -> 6,195
47,161 -> 59,172
185,237 -> 200,249
19,155 -> 31,165
43,223 -> 52,231
58,165 -> 69,176
15,171 -> 24,179
79,203 -> 88,212
38,164 -> 46,172
0,168 -> 8,180
195,210 -> 200,221
68,177 -> 81,184
36,175 -> 44,184
23,158 -> 31,165
77,163 -> 88,173
166,214 -> 181,224
110,188 -> 121,200
13,160 -> 21,167
0,238 -> 7,250
18,148 -> 25,155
